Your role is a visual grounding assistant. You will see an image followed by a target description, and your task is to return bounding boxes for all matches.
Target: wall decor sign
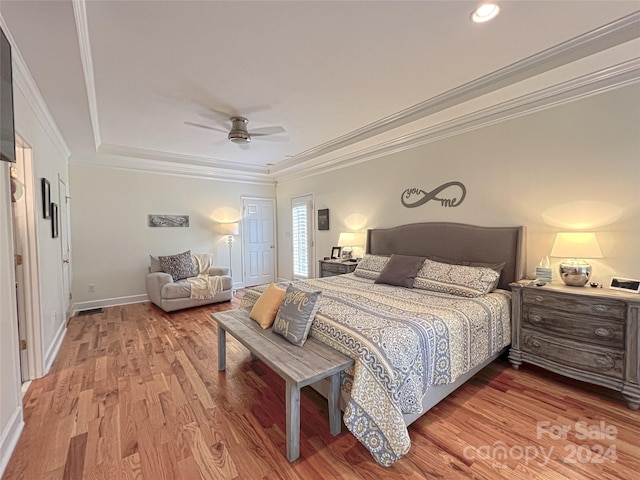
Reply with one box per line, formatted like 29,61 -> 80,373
401,181 -> 466,208
318,208 -> 329,230
148,214 -> 190,227
51,203 -> 59,238
41,178 -> 51,218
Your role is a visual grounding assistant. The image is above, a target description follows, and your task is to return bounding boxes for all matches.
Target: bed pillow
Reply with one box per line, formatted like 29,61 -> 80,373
158,250 -> 196,281
250,283 -> 287,329
414,258 -> 500,297
149,255 -> 163,273
428,255 -> 505,274
353,254 -> 390,280
273,285 -> 321,347
374,254 -> 426,288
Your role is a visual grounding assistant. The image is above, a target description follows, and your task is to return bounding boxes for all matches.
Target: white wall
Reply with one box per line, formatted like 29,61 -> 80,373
69,163 -> 276,309
0,72 -> 70,474
0,166 -> 23,475
276,84 -> 640,284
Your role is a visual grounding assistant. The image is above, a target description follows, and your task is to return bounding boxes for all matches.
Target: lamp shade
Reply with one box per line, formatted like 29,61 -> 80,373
550,232 -> 603,259
338,232 -> 366,247
217,222 -> 239,235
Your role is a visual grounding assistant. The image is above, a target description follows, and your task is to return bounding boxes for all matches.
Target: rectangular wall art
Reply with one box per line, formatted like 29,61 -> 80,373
147,214 -> 190,227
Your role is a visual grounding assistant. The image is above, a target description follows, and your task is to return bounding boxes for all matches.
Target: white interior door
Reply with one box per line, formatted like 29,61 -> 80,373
242,197 -> 276,287
58,176 -> 71,317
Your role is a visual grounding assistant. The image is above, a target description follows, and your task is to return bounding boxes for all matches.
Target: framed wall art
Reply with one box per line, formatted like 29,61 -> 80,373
51,202 -> 59,238
318,209 -> 329,230
147,214 -> 190,227
41,178 -> 51,219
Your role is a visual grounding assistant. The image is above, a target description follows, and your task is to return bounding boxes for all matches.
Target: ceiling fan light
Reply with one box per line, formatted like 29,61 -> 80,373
229,135 -> 250,144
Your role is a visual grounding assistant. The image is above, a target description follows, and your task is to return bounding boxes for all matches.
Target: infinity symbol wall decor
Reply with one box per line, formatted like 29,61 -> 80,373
401,181 -> 466,208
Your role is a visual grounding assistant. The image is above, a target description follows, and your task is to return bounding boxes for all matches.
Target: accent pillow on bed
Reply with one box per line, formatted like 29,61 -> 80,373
353,254 -> 390,280
158,250 -> 196,281
273,285 -> 321,347
374,254 -> 426,288
250,283 -> 287,329
414,258 -> 500,297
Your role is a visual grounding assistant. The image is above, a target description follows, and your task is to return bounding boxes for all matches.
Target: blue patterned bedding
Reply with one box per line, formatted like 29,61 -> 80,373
242,273 -> 512,466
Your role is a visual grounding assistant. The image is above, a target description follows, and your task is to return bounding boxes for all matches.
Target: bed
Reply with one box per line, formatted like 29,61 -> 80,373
242,222 -> 525,466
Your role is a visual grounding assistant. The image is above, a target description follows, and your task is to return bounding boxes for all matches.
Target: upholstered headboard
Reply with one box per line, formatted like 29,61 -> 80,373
366,222 -> 526,290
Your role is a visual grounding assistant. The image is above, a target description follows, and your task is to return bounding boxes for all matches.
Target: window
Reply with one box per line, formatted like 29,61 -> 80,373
291,194 -> 313,279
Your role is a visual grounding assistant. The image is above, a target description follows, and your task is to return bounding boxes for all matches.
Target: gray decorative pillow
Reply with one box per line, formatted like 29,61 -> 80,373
353,254 -> 390,280
375,254 -> 426,288
149,255 -> 163,273
414,258 -> 500,297
158,250 -> 196,281
273,285 -> 322,347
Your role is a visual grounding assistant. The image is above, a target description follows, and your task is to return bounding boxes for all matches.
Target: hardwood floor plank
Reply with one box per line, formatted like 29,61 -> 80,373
4,297 -> 638,480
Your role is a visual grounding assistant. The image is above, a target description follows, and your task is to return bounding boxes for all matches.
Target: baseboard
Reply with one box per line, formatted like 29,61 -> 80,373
44,320 -> 67,373
0,406 -> 24,477
71,294 -> 148,316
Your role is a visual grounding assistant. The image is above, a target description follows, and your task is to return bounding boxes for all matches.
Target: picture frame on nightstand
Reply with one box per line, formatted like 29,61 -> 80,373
331,247 -> 341,259
609,276 -> 640,293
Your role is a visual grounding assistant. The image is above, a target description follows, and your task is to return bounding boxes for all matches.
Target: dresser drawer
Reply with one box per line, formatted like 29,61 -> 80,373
521,329 -> 624,379
523,289 -> 626,319
523,305 -> 624,348
323,262 -> 347,274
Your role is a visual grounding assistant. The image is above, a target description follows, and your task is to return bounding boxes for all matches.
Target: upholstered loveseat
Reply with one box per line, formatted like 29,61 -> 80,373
146,251 -> 233,312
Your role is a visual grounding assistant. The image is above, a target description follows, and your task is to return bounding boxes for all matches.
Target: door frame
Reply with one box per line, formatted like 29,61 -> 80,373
241,196 -> 277,287
13,137 -> 44,380
57,175 -> 71,319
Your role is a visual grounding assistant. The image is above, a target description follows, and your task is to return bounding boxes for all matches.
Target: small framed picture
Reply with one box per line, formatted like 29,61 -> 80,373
331,246 -> 341,259
318,209 -> 329,230
609,276 -> 640,293
51,203 -> 59,238
41,178 -> 51,218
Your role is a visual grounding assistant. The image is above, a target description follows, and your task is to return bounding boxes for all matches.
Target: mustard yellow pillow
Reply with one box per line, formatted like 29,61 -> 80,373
250,283 -> 286,329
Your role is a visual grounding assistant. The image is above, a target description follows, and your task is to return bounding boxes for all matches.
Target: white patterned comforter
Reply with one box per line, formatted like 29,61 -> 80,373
242,274 -> 511,466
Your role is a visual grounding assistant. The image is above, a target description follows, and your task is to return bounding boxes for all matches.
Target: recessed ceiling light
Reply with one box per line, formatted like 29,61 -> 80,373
471,2 -> 501,23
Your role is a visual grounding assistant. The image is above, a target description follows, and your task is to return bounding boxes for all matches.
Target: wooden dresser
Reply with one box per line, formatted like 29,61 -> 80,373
509,282 -> 640,410
318,259 -> 358,277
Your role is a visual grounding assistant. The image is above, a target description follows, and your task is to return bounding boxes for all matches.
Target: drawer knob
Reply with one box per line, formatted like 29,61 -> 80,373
593,304 -> 608,314
594,355 -> 614,370
534,296 -> 544,303
594,327 -> 611,337
530,339 -> 541,348
530,315 -> 542,324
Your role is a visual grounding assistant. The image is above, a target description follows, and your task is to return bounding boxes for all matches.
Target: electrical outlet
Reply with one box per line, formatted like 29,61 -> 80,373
88,284 -> 95,293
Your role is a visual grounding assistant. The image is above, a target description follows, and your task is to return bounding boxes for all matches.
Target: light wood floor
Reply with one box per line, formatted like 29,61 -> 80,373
3,296 -> 639,479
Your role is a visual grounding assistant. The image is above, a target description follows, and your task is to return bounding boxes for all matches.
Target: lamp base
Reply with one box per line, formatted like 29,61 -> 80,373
558,259 -> 592,287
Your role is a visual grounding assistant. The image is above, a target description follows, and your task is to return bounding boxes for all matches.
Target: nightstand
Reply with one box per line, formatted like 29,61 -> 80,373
509,282 -> 640,410
319,259 -> 359,278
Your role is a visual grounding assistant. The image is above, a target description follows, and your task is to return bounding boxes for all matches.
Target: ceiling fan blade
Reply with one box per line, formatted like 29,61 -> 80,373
249,125 -> 286,137
184,121 -> 227,134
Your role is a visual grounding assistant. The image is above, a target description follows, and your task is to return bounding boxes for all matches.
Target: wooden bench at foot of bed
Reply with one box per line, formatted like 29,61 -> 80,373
211,309 -> 354,462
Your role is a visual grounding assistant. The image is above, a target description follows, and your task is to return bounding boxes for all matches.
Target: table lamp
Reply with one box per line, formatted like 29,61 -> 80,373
549,232 -> 603,287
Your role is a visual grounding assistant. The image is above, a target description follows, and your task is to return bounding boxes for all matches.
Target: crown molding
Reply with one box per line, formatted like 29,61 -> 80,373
0,15 -> 71,160
70,151 -> 275,186
72,0 -> 101,150
275,58 -> 640,184
97,143 -> 270,174
271,11 -> 640,175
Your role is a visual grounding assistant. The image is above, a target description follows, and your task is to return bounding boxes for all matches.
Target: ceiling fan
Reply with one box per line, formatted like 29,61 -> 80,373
185,116 -> 285,145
